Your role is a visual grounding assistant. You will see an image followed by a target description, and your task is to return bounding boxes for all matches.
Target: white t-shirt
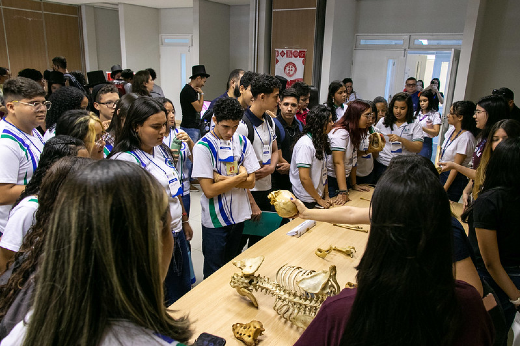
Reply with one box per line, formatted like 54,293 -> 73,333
334,104 -> 346,121
290,135 -> 327,203
163,128 -> 191,197
0,196 -> 38,252
236,109 -> 277,192
0,119 -> 44,233
347,92 -> 361,103
356,132 -> 373,177
192,132 -> 260,228
326,128 -> 358,179
374,118 -> 424,167
439,128 -> 476,167
415,110 -> 442,138
42,126 -> 55,143
111,147 -> 182,233
1,317 -> 183,346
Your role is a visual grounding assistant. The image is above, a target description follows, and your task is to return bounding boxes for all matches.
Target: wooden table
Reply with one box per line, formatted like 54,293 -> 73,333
170,189 -> 465,345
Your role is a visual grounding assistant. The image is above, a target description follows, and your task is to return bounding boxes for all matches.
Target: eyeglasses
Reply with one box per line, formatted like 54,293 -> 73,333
98,100 -> 117,108
362,112 -> 374,118
474,110 -> 487,115
12,100 -> 51,110
95,132 -> 107,147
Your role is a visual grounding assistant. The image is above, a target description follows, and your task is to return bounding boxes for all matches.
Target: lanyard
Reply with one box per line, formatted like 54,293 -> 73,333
252,118 -> 272,148
391,123 -> 408,138
441,129 -> 462,160
2,118 -> 44,154
131,147 -> 175,178
419,112 -> 430,122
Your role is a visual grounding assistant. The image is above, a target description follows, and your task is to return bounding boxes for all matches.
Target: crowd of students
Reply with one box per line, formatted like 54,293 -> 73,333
0,59 -> 519,345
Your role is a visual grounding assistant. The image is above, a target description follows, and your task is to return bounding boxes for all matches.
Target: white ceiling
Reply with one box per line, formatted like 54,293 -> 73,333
48,0 -> 250,9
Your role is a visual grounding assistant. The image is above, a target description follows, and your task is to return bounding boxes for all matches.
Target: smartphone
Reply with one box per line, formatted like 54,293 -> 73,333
194,332 -> 226,346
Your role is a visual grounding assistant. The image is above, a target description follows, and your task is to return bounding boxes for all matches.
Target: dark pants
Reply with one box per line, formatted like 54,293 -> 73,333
373,159 -> 388,184
439,171 -> 468,202
327,175 -> 352,198
418,137 -> 433,160
356,170 -> 375,185
240,190 -> 271,248
202,222 -> 245,278
164,231 -> 192,306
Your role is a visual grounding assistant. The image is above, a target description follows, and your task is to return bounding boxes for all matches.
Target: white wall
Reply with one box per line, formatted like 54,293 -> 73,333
119,4 -> 161,84
198,0 -> 230,100
355,0 -> 468,34
160,8 -> 194,34
229,5 -> 250,71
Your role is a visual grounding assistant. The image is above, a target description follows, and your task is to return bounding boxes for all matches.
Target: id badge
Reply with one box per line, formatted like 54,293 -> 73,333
321,164 -> 328,186
168,172 -> 182,197
226,161 -> 238,176
218,140 -> 234,163
262,144 -> 271,164
390,141 -> 403,153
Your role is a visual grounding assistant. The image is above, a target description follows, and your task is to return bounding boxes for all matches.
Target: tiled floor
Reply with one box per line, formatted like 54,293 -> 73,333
187,186 -> 204,286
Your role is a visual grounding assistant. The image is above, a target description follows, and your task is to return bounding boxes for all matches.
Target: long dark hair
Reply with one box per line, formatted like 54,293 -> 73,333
340,162 -> 460,346
415,89 -> 435,116
383,92 -> 414,127
292,105 -> 332,160
108,97 -> 172,160
12,135 -> 85,208
106,93 -> 139,143
21,160 -> 192,346
132,70 -> 151,96
452,100 -> 478,137
333,100 -> 370,149
326,80 -> 344,110
0,157 -> 91,322
45,86 -> 86,129
476,94 -> 509,140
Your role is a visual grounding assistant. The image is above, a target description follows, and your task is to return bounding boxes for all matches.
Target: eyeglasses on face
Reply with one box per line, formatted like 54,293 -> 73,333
474,110 -> 487,115
98,100 -> 117,108
12,100 -> 52,110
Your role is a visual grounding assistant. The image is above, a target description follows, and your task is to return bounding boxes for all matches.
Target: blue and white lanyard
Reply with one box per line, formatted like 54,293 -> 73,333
131,147 -> 177,180
253,120 -> 272,149
2,118 -> 44,155
440,129 -> 462,160
391,123 -> 408,138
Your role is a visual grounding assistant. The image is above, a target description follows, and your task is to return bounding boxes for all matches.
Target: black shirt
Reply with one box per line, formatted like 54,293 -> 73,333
470,188 -> 520,268
510,104 -> 520,123
180,84 -> 200,128
272,115 -> 303,191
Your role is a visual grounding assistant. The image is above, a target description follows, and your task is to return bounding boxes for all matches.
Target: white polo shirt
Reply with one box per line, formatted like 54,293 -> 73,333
334,104 -> 346,121
0,119 -> 44,234
236,108 -> 277,192
326,128 -> 358,179
290,135 -> 327,203
192,131 -> 260,228
0,196 -> 38,252
375,118 -> 423,167
164,127 -> 191,197
111,146 -> 183,233
356,132 -> 373,177
415,110 -> 442,138
439,128 -> 476,167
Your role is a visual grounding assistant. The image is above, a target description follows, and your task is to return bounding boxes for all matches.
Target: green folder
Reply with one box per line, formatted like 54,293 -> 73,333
243,211 -> 283,237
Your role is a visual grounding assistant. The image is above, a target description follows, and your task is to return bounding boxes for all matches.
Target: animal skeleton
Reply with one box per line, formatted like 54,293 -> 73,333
230,256 -> 340,328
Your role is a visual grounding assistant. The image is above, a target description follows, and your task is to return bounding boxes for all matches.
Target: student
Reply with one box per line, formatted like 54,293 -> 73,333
294,158 -> 494,346
43,86 -> 89,141
373,96 -> 388,124
208,69 -> 244,110
93,83 -> 120,123
161,97 -> 194,215
492,87 -> 520,122
237,71 -> 258,110
356,101 -> 381,185
0,160 -> 192,346
327,100 -> 372,205
404,77 -> 420,112
438,101 -> 478,202
415,89 -> 441,160
326,81 -> 346,122
236,75 -> 280,217
55,110 -> 106,160
104,93 -> 139,156
0,157 -> 89,339
51,56 -> 86,93
424,78 -> 444,111
0,78 -> 47,236
131,70 -> 154,97
292,81 -> 311,125
373,92 -> 423,181
290,105 -> 333,209
146,68 -> 165,98
463,137 -> 520,335
109,97 -> 192,305
192,98 -> 258,278
342,78 -> 360,103
272,88 -> 303,191
0,136 -> 87,273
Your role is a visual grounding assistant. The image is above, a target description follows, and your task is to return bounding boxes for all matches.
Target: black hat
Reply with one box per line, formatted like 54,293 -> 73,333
189,65 -> 210,79
111,64 -> 123,74
86,70 -> 108,88
48,71 -> 65,85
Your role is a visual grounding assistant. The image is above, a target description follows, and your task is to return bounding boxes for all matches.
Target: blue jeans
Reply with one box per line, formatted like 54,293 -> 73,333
327,175 -> 352,198
419,137 -> 433,160
164,231 -> 191,306
373,159 -> 388,184
180,127 -> 201,182
181,194 -> 191,217
202,222 -> 245,279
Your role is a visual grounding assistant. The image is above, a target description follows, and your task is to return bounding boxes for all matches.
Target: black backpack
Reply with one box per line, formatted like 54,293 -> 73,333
241,113 -> 275,145
199,107 -> 214,136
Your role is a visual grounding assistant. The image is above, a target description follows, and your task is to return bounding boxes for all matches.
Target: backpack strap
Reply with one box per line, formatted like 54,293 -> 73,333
273,117 -> 286,144
242,113 -> 275,145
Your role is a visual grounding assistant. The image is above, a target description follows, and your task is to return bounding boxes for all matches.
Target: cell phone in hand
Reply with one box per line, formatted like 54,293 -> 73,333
194,332 -> 226,346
